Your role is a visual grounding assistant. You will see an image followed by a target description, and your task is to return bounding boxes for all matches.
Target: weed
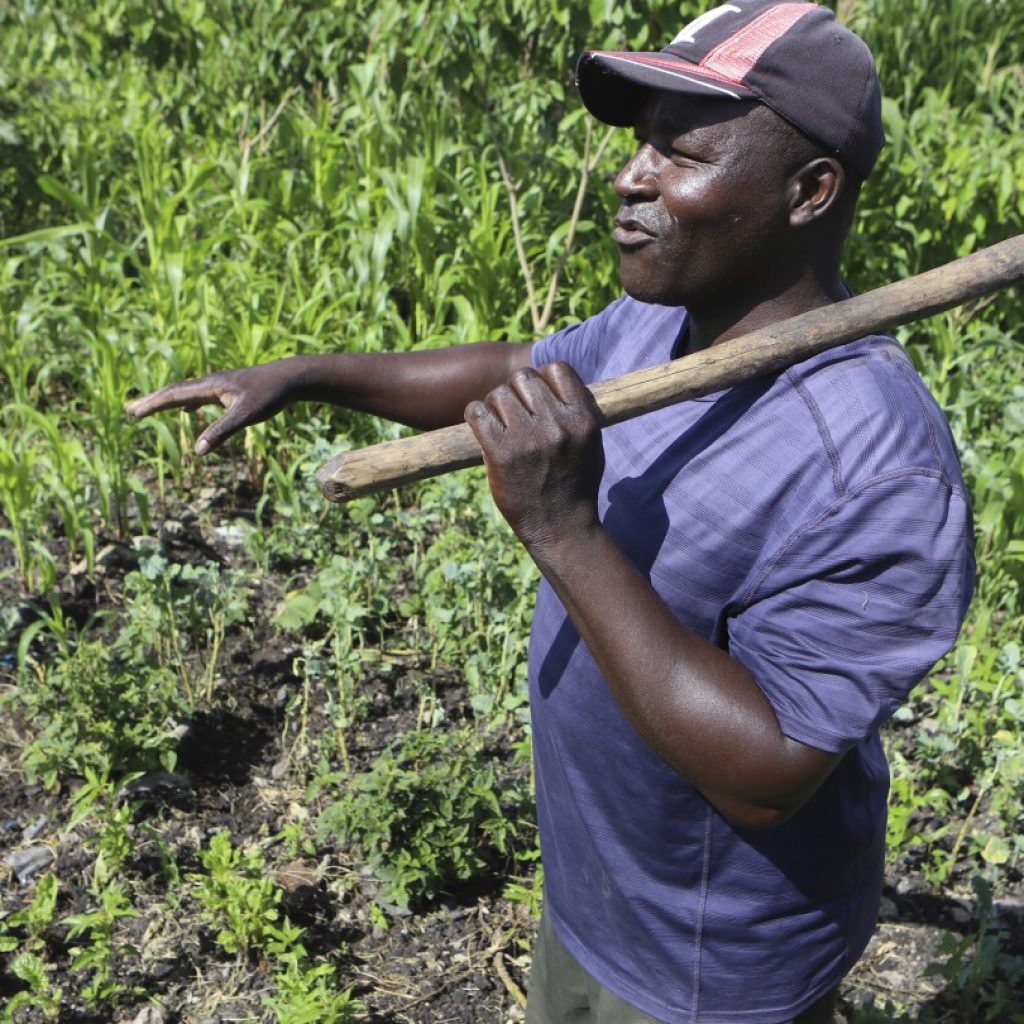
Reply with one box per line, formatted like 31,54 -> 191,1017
0,952 -> 62,1021
0,873 -> 58,955
503,853 -> 544,920
119,549 -> 252,703
264,957 -> 363,1024
317,727 -> 531,910
922,877 -> 1024,1023
63,881 -> 140,1010
275,821 -> 318,861
190,831 -> 299,959
0,874 -> 62,1020
274,550 -> 390,773
68,768 -> 140,883
14,639 -> 182,789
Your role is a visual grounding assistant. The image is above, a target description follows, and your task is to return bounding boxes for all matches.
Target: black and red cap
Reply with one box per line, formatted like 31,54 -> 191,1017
576,0 -> 884,178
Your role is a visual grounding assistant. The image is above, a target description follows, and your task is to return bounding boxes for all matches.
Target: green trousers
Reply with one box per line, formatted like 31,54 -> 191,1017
524,908 -> 840,1024
525,908 -> 662,1024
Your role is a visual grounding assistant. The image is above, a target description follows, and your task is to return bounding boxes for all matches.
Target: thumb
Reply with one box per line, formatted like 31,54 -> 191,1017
195,403 -> 251,455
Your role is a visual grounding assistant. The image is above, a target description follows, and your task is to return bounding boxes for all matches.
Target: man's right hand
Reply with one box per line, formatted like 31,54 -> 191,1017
125,362 -> 298,455
126,342 -> 536,455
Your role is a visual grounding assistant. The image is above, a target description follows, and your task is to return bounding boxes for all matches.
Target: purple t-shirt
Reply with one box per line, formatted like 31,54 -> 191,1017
529,295 -> 974,1023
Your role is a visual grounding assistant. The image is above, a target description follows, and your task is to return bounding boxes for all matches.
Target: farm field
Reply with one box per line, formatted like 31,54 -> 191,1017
1,1 -> 1023,1021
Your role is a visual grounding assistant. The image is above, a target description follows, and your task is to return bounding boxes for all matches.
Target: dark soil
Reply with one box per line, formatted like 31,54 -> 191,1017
1,472 -> 1022,1023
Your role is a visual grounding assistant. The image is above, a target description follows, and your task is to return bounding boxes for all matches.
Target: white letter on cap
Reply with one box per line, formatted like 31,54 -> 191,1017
671,4 -> 742,46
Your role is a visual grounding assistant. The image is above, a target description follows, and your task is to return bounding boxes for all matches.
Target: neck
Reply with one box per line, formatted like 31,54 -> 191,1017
683,266 -> 848,356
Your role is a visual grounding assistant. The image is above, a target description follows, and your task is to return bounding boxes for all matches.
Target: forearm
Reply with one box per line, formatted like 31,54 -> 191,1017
532,523 -> 840,829
285,342 -> 535,430
463,362 -> 840,827
127,341 -> 536,454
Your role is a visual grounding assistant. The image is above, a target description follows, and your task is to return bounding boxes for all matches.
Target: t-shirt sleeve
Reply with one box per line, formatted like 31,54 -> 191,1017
531,295 -> 628,384
727,471 -> 975,753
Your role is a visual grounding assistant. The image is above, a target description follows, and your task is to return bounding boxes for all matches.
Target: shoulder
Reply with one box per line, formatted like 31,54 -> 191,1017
532,296 -> 687,384
770,335 -> 968,502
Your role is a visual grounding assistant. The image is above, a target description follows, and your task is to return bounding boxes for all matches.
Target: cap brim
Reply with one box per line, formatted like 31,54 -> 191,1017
576,51 -> 756,126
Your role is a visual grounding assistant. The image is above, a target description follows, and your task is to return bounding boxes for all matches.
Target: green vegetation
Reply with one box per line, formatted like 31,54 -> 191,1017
318,727 -> 531,910
189,831 -> 363,1019
0,875 -> 62,1020
1,0 -> 1022,1018
17,638 -> 182,789
191,830 -> 301,957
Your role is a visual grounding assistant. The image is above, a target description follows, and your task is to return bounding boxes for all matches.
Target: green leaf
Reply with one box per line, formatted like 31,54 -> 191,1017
0,221 -> 96,248
980,835 -> 1012,865
274,592 -> 322,631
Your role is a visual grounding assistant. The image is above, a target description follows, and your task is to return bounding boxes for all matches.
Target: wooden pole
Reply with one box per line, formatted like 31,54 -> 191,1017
318,233 -> 1024,503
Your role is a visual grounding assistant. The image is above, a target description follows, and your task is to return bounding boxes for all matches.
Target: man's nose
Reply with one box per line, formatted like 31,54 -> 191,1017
614,145 -> 659,200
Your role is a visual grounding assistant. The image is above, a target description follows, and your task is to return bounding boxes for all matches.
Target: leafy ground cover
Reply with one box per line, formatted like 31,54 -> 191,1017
1,0 -> 1023,1021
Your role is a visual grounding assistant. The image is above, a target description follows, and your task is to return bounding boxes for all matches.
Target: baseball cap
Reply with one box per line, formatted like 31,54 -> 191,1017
575,0 -> 884,178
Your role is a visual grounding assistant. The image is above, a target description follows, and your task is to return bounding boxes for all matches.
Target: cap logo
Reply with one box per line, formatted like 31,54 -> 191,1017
701,3 -> 815,81
670,4 -> 742,46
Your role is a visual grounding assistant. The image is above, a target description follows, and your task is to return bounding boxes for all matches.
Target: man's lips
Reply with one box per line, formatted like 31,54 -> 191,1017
612,216 -> 656,247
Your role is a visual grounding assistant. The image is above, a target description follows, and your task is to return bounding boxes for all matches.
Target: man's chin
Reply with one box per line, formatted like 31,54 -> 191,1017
619,270 -> 688,308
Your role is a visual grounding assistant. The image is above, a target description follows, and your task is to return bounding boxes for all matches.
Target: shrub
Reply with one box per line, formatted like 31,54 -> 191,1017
15,640 -> 182,789
318,727 -> 530,910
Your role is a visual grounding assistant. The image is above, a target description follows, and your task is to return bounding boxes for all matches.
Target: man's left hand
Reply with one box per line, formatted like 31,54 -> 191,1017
464,362 -> 605,554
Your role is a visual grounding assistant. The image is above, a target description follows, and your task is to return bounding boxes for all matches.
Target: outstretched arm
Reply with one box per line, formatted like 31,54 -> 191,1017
127,343 -> 535,453
465,363 -> 841,830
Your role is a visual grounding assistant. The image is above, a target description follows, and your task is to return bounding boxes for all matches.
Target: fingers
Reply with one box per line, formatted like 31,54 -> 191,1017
194,403 -> 251,455
465,364 -> 604,548
464,372 -> 539,443
125,373 -> 251,456
125,377 -> 233,419
464,399 -> 501,455
480,363 -> 592,423
537,361 -> 598,413
465,364 -> 597,454
488,370 -> 546,427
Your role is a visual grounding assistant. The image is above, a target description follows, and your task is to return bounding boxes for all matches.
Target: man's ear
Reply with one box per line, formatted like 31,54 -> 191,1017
788,157 -> 844,227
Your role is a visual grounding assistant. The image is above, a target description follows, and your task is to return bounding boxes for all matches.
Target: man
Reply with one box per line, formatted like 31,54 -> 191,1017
128,2 -> 975,1021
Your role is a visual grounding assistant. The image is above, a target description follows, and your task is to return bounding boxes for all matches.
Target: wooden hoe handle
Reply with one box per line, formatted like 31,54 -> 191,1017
318,234 -> 1024,503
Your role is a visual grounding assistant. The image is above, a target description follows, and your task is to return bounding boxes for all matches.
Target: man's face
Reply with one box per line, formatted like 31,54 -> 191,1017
613,95 -> 796,308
